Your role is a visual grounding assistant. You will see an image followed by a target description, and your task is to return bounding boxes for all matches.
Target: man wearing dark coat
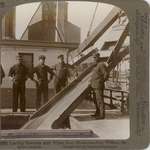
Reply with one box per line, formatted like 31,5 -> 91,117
54,54 -> 73,94
9,55 -> 29,112
31,55 -> 55,110
90,53 -> 108,119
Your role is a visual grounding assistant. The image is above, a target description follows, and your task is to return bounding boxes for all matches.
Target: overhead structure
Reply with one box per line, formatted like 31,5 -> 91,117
68,7 -> 121,66
107,23 -> 129,64
74,7 -> 120,54
70,22 -> 129,66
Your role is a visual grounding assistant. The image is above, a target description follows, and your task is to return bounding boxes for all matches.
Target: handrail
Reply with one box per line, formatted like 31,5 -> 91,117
104,88 -> 129,112
105,88 -> 129,94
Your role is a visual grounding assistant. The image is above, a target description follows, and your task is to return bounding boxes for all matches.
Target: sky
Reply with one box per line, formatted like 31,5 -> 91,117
15,1 -> 114,41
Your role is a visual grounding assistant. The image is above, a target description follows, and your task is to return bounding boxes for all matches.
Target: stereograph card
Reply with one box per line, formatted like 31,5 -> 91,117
0,0 -> 149,149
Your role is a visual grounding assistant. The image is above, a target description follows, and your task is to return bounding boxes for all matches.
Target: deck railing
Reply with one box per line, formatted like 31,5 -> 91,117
104,88 -> 129,113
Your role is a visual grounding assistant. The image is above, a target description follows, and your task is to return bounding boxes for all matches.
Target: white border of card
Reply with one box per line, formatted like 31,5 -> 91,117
0,0 -> 149,149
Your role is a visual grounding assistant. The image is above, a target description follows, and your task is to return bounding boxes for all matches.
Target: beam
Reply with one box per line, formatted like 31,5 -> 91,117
107,23 -> 129,64
70,48 -> 97,66
0,40 -> 79,49
51,88 -> 89,129
75,7 -> 120,53
108,47 -> 129,72
71,23 -> 128,66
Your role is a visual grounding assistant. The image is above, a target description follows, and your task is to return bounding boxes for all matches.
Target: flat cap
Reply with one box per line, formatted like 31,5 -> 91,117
93,53 -> 100,58
39,55 -> 46,60
16,54 -> 23,60
57,54 -> 64,59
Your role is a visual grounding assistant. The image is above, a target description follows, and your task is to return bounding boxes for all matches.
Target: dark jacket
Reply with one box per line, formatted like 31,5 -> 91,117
32,64 -> 54,83
54,61 -> 70,84
90,62 -> 108,89
9,63 -> 28,83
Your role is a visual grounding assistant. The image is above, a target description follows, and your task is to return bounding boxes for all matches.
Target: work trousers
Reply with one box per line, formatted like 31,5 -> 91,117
92,87 -> 105,118
12,82 -> 26,112
36,82 -> 48,110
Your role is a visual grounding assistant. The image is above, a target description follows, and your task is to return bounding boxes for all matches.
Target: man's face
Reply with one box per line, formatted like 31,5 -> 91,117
93,56 -> 99,63
17,59 -> 23,64
58,57 -> 64,63
39,59 -> 45,65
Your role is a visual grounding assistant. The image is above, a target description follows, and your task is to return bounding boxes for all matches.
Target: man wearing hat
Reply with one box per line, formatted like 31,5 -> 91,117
31,55 -> 55,110
54,54 -> 72,93
0,64 -> 5,85
90,53 -> 108,119
9,54 -> 29,112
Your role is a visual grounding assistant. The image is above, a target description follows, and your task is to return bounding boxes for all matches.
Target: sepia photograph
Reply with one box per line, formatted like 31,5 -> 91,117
0,0 -> 149,149
0,1 -> 130,139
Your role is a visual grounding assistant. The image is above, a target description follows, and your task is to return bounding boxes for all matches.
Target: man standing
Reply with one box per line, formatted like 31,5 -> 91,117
0,64 -> 5,85
90,53 -> 108,119
31,55 -> 55,110
9,55 -> 29,112
54,54 -> 72,94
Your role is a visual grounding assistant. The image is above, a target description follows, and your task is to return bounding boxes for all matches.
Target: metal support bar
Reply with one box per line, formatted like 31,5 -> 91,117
107,23 -> 129,64
75,7 -> 120,53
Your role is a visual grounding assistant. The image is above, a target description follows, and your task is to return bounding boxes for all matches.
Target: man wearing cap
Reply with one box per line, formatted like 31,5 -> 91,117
31,55 -> 55,110
54,54 -> 72,93
0,64 -> 5,85
9,54 -> 29,112
90,53 -> 108,119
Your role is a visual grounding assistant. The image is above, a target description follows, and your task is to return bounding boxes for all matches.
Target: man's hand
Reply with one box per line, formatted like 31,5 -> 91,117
9,77 -> 14,82
32,79 -> 38,86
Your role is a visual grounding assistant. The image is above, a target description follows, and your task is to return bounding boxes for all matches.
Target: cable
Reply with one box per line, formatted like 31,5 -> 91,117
87,2 -> 99,37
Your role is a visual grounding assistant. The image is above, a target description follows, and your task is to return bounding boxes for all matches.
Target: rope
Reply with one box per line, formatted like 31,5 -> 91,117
20,3 -> 42,39
87,2 -> 99,37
